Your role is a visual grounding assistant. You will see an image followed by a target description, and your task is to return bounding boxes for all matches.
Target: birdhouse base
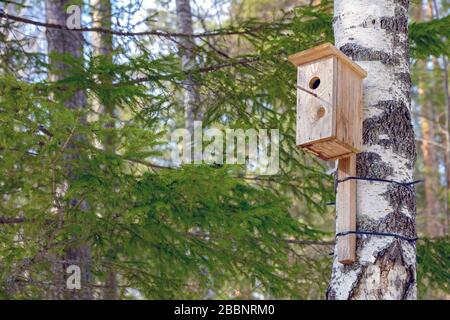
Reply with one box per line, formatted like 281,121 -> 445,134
299,137 -> 358,161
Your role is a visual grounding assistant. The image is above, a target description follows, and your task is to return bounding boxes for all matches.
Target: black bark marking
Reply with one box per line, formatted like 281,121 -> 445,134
401,264 -> 416,300
385,184 -> 416,213
380,13 -> 408,33
325,285 -> 336,300
361,17 -> 380,28
395,72 -> 411,102
339,43 -> 400,65
395,72 -> 411,88
332,16 -> 341,25
355,184 -> 416,239
357,152 -> 393,179
376,241 -> 407,297
346,262 -> 369,299
347,266 -> 365,299
362,100 -> 416,162
381,184 -> 416,237
326,262 -> 364,300
391,4 -> 410,63
348,240 -> 414,299
394,0 -> 409,10
378,210 -> 416,237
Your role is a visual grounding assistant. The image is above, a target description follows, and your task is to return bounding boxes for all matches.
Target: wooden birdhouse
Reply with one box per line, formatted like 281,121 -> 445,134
288,43 -> 367,161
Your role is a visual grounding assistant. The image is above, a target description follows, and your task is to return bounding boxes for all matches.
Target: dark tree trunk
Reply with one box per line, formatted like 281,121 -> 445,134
90,0 -> 118,300
176,0 -> 202,133
45,0 -> 93,300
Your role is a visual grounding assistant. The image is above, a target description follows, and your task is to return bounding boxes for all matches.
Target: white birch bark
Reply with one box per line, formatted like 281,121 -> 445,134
328,0 -> 417,300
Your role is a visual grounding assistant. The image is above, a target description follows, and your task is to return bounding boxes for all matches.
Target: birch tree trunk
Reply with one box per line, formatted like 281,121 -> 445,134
46,0 -> 93,300
327,0 -> 417,300
175,0 -> 202,133
90,0 -> 118,300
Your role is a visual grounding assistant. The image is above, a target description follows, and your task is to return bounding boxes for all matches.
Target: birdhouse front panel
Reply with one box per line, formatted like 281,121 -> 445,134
296,56 -> 336,148
288,43 -> 367,161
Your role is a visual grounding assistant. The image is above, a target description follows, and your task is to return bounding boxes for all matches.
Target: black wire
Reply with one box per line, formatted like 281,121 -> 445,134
337,176 -> 424,188
327,177 -> 422,242
325,177 -> 424,206
326,177 -> 422,255
336,230 -> 418,242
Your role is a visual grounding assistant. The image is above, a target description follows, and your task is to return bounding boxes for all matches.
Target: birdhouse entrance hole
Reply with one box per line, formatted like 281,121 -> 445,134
309,77 -> 321,90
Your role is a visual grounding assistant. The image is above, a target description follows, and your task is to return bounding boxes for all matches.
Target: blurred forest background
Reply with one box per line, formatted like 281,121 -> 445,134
0,0 -> 448,299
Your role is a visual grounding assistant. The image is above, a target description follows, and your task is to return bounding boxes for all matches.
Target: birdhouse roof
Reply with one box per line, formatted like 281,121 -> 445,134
288,43 -> 367,78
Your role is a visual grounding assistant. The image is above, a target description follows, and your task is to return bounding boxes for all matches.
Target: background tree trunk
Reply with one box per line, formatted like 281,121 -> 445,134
91,0 -> 115,151
420,95 -> 443,237
175,0 -> 202,133
414,0 -> 444,238
90,0 -> 118,300
45,0 -> 93,300
432,0 -> 450,234
327,0 -> 417,300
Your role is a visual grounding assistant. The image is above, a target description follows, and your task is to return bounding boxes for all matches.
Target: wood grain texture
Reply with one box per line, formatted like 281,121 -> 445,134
336,60 -> 363,151
304,139 -> 358,160
297,56 -> 336,146
337,155 -> 356,264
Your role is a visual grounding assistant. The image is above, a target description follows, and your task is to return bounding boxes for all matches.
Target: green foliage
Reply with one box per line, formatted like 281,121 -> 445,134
417,237 -> 450,298
410,15 -> 450,59
89,165 -> 320,298
0,2 -> 337,298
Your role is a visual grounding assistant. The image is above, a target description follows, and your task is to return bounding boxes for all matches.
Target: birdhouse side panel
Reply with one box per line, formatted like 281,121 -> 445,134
296,56 -> 336,147
336,60 -> 363,152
